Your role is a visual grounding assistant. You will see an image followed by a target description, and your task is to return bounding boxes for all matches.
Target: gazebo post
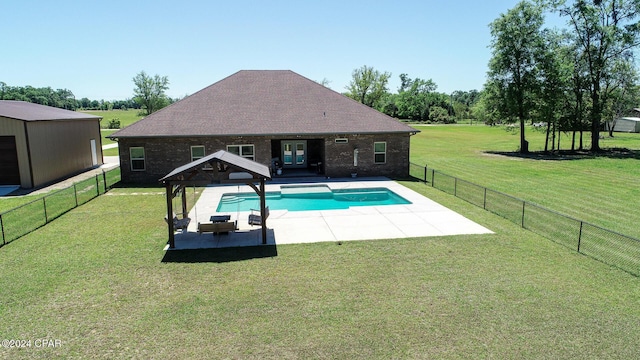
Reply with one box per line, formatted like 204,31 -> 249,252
181,185 -> 188,217
260,177 -> 267,244
166,182 -> 175,249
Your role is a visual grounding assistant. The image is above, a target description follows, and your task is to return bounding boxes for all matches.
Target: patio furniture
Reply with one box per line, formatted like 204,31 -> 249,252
210,214 -> 231,223
164,212 -> 191,233
248,207 -> 269,226
198,221 -> 236,235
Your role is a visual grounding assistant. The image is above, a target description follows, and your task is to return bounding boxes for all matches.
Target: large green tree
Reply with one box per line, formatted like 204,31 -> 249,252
534,29 -> 572,152
395,74 -> 437,121
487,0 -> 545,153
557,0 -> 640,151
132,71 -> 170,115
345,65 -> 391,110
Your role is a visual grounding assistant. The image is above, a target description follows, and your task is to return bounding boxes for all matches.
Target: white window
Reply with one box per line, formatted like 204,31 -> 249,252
130,147 -> 145,171
191,145 -> 205,162
374,142 -> 386,164
227,144 -> 255,160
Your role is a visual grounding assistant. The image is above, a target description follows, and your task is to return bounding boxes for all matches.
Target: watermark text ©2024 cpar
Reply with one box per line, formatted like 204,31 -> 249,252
1,339 -> 62,349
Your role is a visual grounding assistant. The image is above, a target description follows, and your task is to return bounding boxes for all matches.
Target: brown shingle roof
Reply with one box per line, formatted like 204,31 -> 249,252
0,100 -> 101,121
111,70 -> 417,138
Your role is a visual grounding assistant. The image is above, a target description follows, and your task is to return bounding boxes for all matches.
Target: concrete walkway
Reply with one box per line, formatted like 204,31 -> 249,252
167,178 -> 493,250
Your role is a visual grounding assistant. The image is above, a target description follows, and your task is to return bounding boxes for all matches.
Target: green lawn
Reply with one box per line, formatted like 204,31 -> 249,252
100,129 -> 119,157
81,109 -> 143,157
81,109 -> 144,129
0,184 -> 638,359
0,170 -> 119,244
410,125 -> 640,239
0,194 -> 46,214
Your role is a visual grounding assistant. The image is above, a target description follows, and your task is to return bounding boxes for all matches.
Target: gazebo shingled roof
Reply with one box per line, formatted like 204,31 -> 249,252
160,150 -> 271,183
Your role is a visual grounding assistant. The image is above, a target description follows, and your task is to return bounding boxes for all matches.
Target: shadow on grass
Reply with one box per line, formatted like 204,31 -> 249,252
161,245 -> 278,263
485,148 -> 640,161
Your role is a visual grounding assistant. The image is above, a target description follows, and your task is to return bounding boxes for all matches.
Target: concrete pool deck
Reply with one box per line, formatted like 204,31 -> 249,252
165,178 -> 493,250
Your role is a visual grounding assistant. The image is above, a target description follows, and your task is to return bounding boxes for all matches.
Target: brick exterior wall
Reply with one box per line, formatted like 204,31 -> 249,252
118,133 -> 411,184
322,133 -> 410,178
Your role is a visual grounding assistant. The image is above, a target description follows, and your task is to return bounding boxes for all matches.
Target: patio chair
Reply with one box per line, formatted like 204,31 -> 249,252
164,212 -> 191,232
248,207 -> 269,226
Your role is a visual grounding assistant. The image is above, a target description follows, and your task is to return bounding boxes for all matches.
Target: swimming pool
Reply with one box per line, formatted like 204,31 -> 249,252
216,184 -> 412,212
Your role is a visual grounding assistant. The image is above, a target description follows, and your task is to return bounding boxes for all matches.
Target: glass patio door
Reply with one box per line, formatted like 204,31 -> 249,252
281,140 -> 306,168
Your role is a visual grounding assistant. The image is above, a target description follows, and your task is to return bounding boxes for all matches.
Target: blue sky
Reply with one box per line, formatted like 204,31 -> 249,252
2,0 -> 542,100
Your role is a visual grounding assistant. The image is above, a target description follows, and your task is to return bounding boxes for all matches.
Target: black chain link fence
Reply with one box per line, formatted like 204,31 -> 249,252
0,167 -> 121,247
410,162 -> 640,276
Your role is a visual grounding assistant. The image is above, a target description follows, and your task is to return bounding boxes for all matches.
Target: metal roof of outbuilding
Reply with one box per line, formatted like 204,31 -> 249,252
0,100 -> 101,121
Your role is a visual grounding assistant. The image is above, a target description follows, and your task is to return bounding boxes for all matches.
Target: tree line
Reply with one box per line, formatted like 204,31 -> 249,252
1,71 -> 175,115
343,65 -> 481,123
0,81 -> 142,111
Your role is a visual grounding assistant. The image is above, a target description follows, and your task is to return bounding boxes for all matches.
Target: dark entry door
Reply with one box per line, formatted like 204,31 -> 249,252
0,136 -> 20,185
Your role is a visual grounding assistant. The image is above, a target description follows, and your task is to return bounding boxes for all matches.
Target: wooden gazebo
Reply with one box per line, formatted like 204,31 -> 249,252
159,150 -> 272,248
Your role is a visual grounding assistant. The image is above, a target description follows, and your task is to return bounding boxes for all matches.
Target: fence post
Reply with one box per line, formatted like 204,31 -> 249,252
521,201 -> 526,228
483,188 -> 487,210
103,170 -> 107,193
74,183 -> 78,207
43,197 -> 48,223
578,221 -> 583,253
424,164 -> 428,183
95,174 -> 100,196
431,170 -> 435,187
454,177 -> 457,197
0,214 -> 5,245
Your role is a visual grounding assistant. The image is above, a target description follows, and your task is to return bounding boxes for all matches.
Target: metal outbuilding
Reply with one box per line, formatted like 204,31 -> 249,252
0,101 -> 103,188
609,117 -> 640,133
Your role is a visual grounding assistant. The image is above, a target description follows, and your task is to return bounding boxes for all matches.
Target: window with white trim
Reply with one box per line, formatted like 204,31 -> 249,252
374,142 -> 386,164
227,144 -> 255,160
191,145 -> 205,162
130,147 -> 146,171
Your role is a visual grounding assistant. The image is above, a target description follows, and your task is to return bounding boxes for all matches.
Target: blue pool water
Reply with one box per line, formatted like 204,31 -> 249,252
216,185 -> 412,212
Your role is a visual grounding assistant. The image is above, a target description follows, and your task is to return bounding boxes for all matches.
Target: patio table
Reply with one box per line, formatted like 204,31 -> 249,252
210,215 -> 231,223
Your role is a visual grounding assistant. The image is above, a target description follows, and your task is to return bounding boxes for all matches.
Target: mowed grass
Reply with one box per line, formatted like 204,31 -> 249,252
100,129 -> 119,157
81,109 -> 144,129
1,185 -> 639,359
81,109 -> 144,157
410,125 -> 640,239
0,172 -> 120,244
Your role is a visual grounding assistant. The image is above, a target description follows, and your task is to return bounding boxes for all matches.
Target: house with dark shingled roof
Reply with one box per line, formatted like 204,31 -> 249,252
109,70 -> 419,183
